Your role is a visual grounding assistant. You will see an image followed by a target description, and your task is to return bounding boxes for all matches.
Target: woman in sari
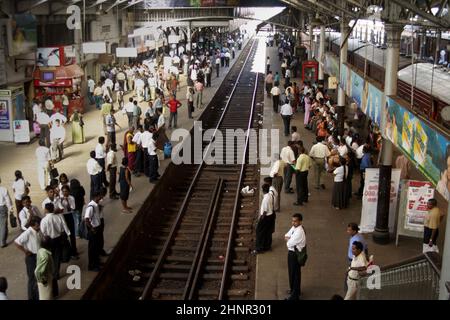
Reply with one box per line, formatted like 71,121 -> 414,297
69,109 -> 85,144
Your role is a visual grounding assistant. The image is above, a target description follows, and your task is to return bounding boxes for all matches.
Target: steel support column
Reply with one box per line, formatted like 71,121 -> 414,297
373,23 -> 403,245
337,21 -> 349,136
319,25 -> 325,81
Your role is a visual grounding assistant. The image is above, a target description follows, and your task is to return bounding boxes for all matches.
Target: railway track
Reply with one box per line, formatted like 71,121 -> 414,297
83,38 -> 265,300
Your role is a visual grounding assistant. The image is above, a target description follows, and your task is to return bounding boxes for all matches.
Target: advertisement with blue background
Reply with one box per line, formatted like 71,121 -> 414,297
339,63 -> 348,94
350,70 -> 364,108
385,97 -> 450,200
362,82 -> 383,127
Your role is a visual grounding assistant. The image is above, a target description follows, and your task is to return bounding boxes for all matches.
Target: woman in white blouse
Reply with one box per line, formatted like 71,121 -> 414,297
332,157 -> 349,210
12,170 -> 30,220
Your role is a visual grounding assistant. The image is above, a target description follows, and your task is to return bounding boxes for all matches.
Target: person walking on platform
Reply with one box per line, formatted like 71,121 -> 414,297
133,125 -> 144,176
294,146 -> 312,206
332,157 -> 348,210
280,141 -> 296,193
309,136 -> 330,190
215,55 -> 221,78
274,71 -> 281,87
270,85 -> 281,113
0,177 -> 13,248
266,56 -> 271,74
35,236 -> 54,300
87,151 -> 103,199
265,71 -> 273,97
195,80 -> 204,110
269,154 -> 284,211
70,109 -> 85,144
186,87 -> 195,119
280,99 -> 293,137
14,215 -> 42,300
344,241 -> 368,300
106,144 -> 119,200
356,145 -> 371,198
124,97 -> 135,129
285,213 -> 306,300
141,126 -> 153,177
166,95 -> 182,129
40,202 -> 70,298
205,62 -> 212,87
119,157 -> 133,213
252,184 -> 275,255
95,137 -> 109,188
84,191 -> 103,272
148,133 -> 160,183
423,198 -> 445,253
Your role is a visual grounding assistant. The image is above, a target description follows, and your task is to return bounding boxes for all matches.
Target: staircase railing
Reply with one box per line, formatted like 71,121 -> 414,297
357,252 -> 441,300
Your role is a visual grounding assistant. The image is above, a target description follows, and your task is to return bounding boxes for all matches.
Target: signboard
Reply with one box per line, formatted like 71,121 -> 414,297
0,99 -> 10,130
82,42 -> 107,54
360,168 -> 401,234
328,76 -> 337,89
396,180 -> 435,245
405,180 -> 435,232
116,47 -> 138,58
350,69 -> 364,108
36,47 -> 62,67
7,14 -> 37,57
385,97 -> 450,200
13,120 -> 30,143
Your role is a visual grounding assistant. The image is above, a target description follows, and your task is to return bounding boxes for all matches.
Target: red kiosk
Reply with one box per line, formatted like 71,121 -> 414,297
33,46 -> 84,117
302,60 -> 319,84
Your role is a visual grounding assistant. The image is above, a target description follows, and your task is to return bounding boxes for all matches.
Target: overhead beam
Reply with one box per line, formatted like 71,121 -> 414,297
389,0 -> 450,28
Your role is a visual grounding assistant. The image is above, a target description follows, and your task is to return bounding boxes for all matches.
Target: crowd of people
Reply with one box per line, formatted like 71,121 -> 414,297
0,33 -> 246,300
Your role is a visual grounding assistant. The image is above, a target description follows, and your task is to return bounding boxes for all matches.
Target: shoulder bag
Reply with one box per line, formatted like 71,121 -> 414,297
295,246 -> 308,266
9,213 -> 17,228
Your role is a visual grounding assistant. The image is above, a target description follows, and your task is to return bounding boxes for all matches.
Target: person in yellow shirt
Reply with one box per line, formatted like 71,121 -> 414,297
294,146 -> 312,206
423,198 -> 445,253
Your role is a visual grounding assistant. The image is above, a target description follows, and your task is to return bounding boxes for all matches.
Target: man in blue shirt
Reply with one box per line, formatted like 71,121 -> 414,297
347,222 -> 368,262
356,145 -> 371,198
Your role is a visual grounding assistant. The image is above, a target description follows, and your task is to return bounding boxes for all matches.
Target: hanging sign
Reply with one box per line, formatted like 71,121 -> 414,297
82,42 -> 106,54
168,35 -> 180,44
360,168 -> 401,234
116,48 -> 138,58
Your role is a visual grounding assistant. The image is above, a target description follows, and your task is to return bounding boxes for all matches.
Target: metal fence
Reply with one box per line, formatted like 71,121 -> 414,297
357,253 -> 441,300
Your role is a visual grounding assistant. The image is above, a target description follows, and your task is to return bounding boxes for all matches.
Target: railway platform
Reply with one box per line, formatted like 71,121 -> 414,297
0,39 -> 249,300
254,45 -> 424,300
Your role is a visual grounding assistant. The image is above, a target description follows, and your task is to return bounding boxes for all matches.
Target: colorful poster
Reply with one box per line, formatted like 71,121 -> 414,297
361,82 -> 383,127
404,180 -> 435,232
360,168 -> 401,233
8,14 -> 37,57
384,97 -> 450,200
0,99 -> 10,130
350,70 -> 364,108
36,47 -> 62,67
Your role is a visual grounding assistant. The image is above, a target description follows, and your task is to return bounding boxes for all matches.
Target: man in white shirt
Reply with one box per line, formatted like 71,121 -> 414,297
309,136 -> 331,189
19,196 -> 41,232
95,136 -> 109,190
37,111 -> 51,147
345,241 -> 368,300
280,99 -> 293,136
87,76 -> 95,105
284,213 -> 306,300
84,191 -> 103,271
124,97 -> 135,129
141,127 -> 153,177
280,142 -> 296,193
106,144 -> 119,200
156,108 -> 165,129
14,215 -> 42,300
215,56 -> 220,77
57,185 -> 78,259
148,134 -> 160,183
40,202 -> 70,297
101,82 -> 112,101
133,125 -> 144,176
0,177 -> 13,248
270,85 -> 281,113
36,141 -> 51,190
148,74 -> 157,100
135,77 -> 145,102
49,111 -> 67,126
87,150 -> 104,199
252,184 -> 275,254
49,119 -> 65,161
269,154 -> 285,211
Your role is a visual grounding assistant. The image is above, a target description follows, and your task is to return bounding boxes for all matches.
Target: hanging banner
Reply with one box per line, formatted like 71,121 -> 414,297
350,69 -> 364,108
361,81 -> 383,127
384,97 -> 450,201
404,180 -> 435,232
360,168 -> 401,234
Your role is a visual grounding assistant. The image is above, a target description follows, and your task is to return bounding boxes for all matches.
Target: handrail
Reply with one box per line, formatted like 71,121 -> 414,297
183,178 -> 223,299
140,39 -> 256,300
185,179 -> 224,300
218,71 -> 260,299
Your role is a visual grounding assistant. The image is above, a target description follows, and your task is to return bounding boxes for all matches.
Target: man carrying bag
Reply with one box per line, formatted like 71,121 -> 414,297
284,213 -> 306,300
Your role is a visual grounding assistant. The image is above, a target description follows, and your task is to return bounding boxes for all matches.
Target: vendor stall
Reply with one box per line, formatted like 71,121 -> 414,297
33,64 -> 84,117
